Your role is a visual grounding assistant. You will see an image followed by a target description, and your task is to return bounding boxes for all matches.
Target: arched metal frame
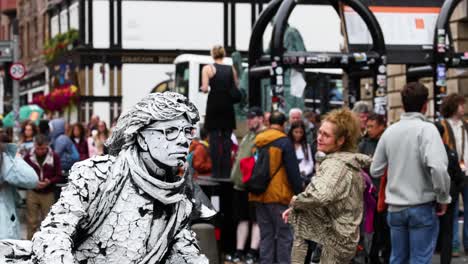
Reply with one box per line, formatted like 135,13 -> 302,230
248,0 -> 283,108
248,0 -> 388,115
433,0 -> 464,118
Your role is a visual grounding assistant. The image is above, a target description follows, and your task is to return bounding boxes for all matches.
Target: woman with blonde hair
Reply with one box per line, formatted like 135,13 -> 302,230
200,45 -> 239,179
282,108 -> 372,264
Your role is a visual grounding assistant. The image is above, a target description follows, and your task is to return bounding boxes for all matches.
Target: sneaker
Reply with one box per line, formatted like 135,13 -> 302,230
453,247 -> 460,257
232,250 -> 244,263
244,249 -> 259,264
224,253 -> 233,262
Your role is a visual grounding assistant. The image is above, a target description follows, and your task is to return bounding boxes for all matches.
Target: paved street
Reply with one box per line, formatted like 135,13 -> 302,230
433,255 -> 468,263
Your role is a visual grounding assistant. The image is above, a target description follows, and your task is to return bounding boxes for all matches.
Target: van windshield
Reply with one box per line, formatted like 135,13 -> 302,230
175,62 -> 189,97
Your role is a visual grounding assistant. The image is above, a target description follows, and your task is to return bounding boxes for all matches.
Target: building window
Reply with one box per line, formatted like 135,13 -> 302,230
43,14 -> 48,45
33,18 -> 38,51
20,94 -> 28,106
27,22 -> 32,58
20,26 -> 26,59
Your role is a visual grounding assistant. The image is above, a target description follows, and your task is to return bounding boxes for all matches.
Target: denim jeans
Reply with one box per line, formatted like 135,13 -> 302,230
256,203 -> 293,264
387,203 -> 439,264
453,188 -> 468,250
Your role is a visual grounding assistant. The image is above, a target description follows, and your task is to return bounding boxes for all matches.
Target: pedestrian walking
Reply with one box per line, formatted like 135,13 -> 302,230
303,110 -> 320,154
358,113 -> 391,264
287,120 -> 314,184
283,108 -> 371,264
69,123 -> 89,161
87,115 -> 100,135
97,121 -> 110,154
38,120 -> 50,139
188,127 -> 212,176
435,122 -> 465,264
0,138 -> 38,239
23,134 -> 63,239
249,111 -> 303,264
437,93 -> 468,258
228,107 -> 265,263
18,121 -> 38,156
352,101 -> 371,137
201,45 -> 238,179
370,82 -> 451,264
49,118 -> 79,173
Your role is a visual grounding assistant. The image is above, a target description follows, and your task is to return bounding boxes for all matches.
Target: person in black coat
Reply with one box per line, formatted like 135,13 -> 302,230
435,122 -> 465,264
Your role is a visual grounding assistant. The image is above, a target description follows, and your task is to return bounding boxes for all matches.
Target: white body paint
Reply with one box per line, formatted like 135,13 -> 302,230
0,92 -> 209,264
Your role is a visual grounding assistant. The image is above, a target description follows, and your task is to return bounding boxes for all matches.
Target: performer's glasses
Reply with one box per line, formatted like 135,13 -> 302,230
146,126 -> 197,141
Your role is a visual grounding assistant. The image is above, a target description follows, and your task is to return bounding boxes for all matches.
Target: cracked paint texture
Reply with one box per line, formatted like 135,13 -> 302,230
0,92 -> 210,264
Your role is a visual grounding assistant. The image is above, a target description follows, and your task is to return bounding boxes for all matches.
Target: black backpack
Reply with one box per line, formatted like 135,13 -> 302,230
245,143 -> 282,194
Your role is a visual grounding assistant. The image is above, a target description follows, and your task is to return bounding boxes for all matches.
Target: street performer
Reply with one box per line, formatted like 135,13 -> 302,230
0,92 -> 213,264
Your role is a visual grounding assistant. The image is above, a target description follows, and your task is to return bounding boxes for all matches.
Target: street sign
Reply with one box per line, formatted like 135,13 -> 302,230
0,41 -> 12,63
9,62 -> 26,80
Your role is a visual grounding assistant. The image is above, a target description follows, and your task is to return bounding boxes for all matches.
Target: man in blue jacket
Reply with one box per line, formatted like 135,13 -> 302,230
49,118 -> 79,174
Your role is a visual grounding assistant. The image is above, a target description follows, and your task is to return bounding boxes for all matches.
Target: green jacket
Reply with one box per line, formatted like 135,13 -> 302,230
231,131 -> 257,190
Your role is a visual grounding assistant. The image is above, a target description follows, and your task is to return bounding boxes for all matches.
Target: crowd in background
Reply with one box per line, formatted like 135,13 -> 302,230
0,115 -> 115,240
0,43 -> 466,264
197,47 -> 465,264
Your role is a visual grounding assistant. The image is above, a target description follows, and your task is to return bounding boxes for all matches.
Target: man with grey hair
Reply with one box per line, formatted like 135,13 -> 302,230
352,101 -> 371,136
0,92 -> 210,264
285,108 -> 303,133
289,108 -> 303,124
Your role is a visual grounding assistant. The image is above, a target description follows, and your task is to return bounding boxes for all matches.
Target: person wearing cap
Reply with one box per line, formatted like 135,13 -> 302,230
228,106 -> 265,263
250,111 -> 303,264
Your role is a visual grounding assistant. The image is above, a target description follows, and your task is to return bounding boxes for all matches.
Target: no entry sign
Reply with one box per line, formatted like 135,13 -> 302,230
9,62 -> 26,80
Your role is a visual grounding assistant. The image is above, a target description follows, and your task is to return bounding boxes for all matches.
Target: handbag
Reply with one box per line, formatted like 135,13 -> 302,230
230,86 -> 242,104
210,64 -> 242,103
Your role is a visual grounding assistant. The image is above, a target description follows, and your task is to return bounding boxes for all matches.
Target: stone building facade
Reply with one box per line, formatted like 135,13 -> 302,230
17,0 -> 48,106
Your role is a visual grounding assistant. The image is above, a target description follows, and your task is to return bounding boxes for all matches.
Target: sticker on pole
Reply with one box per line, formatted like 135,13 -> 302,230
9,62 -> 26,80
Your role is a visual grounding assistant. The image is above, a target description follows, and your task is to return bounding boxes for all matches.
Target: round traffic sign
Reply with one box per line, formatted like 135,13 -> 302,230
9,62 -> 26,80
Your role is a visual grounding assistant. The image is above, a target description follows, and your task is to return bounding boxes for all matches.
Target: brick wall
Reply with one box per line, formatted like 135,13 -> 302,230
17,0 -> 47,66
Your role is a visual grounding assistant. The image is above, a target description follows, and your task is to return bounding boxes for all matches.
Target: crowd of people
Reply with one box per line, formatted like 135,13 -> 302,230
195,48 -> 465,264
0,43 -> 466,264
0,115 -> 115,240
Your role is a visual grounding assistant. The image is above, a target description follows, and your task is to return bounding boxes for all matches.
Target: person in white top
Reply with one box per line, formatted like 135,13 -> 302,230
288,120 -> 314,185
438,93 -> 468,257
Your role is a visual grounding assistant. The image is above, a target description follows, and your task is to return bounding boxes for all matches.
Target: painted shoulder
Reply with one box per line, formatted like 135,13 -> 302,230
69,155 -> 117,181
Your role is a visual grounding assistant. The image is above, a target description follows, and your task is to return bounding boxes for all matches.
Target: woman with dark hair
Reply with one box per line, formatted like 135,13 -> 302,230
97,121 -> 110,141
38,120 -> 50,137
0,134 -> 38,239
69,123 -> 89,161
288,121 -> 314,183
19,121 -> 38,155
438,93 -> 468,257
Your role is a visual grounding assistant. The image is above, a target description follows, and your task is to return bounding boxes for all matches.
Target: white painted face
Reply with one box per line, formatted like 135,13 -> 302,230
139,116 -> 196,167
